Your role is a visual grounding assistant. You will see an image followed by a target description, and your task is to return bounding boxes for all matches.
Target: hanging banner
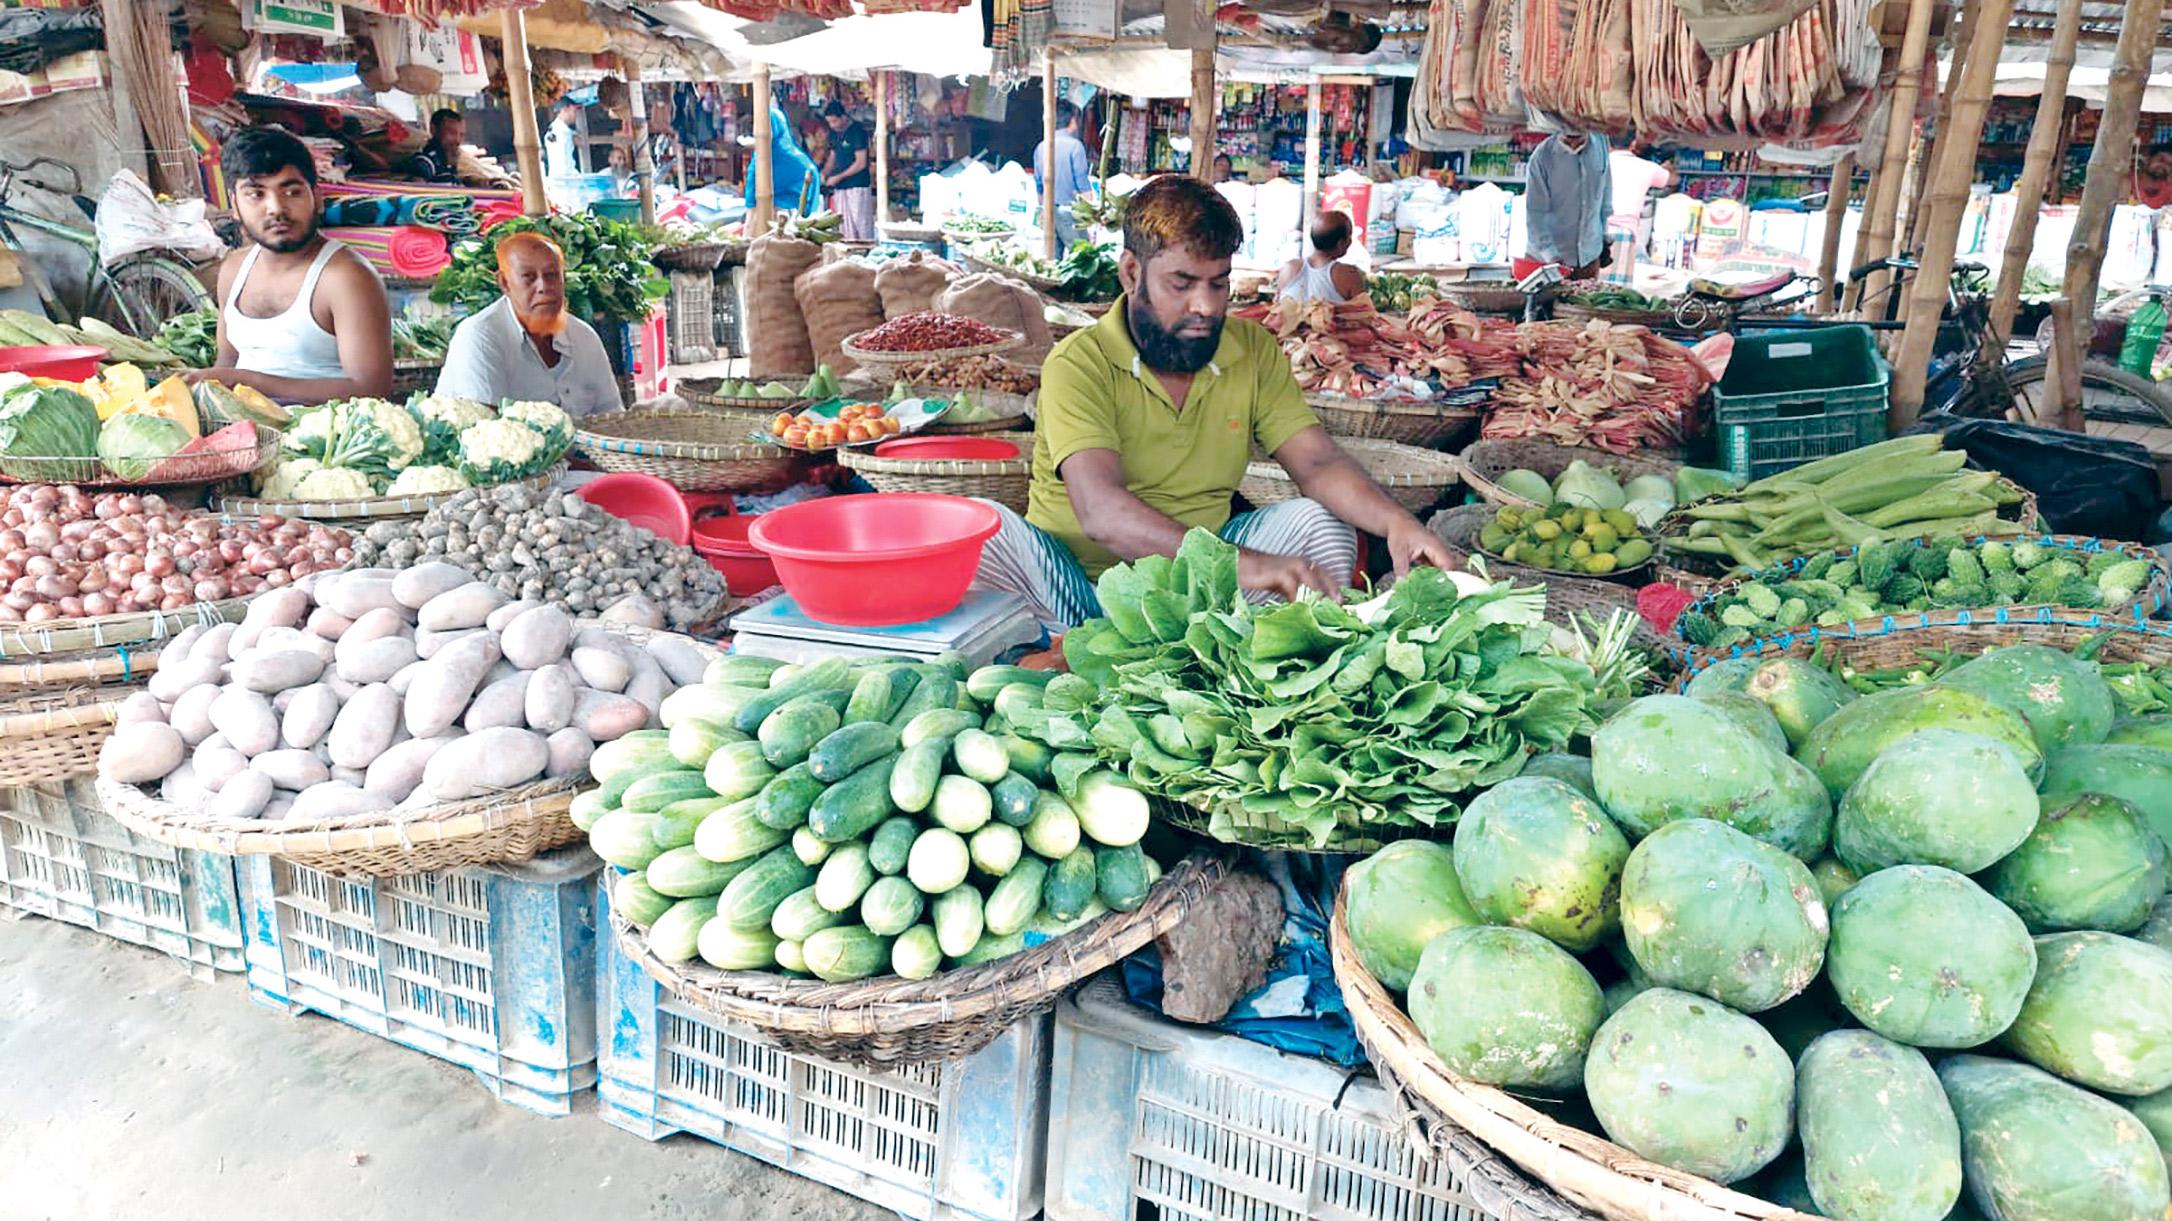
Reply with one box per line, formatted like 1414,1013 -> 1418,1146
406,24 -> 487,95
242,0 -> 344,40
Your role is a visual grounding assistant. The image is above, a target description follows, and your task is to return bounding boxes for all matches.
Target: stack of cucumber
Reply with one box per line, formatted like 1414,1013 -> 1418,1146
579,651 -> 1164,984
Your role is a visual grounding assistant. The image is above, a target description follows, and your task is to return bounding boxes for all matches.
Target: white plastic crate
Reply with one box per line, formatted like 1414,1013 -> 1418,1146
0,779 -> 242,978
237,846 -> 603,1116
595,877 -> 1048,1221
1048,976 -> 1499,1221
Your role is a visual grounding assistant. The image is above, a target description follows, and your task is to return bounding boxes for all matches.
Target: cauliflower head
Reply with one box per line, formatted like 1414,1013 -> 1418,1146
259,457 -> 322,501
456,417 -> 549,485
497,400 -> 573,451
385,464 -> 471,497
411,395 -> 496,464
292,466 -> 379,501
283,406 -> 339,460
326,397 -> 424,475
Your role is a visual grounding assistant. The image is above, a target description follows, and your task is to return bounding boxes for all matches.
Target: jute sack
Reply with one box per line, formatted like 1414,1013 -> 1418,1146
934,272 -> 1053,358
874,250 -> 958,319
795,258 -> 885,373
744,233 -> 823,376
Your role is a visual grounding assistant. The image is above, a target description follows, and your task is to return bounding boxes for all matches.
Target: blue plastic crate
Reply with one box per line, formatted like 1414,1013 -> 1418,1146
238,846 -> 603,1116
595,877 -> 1048,1221
0,779 -> 241,979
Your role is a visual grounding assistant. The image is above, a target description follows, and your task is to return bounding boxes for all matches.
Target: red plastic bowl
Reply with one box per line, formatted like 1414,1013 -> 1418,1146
691,514 -> 778,597
578,472 -> 691,544
871,436 -> 1021,461
0,344 -> 106,381
747,492 -> 1000,626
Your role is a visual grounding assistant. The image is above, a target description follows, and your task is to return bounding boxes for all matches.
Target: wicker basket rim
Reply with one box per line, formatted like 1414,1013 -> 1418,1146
1457,439 -> 1683,498
836,430 -> 1035,476
0,689 -> 123,736
1306,394 -> 1484,421
1670,614 -> 2172,678
0,595 -> 250,661
218,463 -> 565,521
958,252 -> 1066,291
1244,438 -> 1459,489
0,425 -> 284,490
574,410 -> 798,461
841,331 -> 1024,366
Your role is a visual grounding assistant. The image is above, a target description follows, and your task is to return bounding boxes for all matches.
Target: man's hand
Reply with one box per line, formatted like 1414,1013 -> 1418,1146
1385,517 -> 1454,576
1238,549 -> 1340,602
180,366 -> 244,387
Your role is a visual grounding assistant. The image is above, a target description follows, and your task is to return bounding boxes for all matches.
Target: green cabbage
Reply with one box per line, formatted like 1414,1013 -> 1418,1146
97,412 -> 192,482
1552,460 -> 1626,510
0,384 -> 100,480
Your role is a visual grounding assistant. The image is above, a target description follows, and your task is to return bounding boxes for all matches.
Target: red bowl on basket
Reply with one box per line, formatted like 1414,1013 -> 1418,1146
747,492 -> 999,626
692,513 -> 778,597
871,436 -> 1021,461
0,345 -> 106,380
578,472 -> 691,544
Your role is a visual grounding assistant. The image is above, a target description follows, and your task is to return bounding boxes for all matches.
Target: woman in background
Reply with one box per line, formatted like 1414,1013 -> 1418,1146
741,104 -> 821,216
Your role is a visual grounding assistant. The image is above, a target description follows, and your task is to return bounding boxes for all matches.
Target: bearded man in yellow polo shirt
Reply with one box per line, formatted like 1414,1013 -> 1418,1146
971,174 -> 1453,631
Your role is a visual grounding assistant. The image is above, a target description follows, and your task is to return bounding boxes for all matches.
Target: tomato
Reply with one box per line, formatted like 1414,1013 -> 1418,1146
769,413 -> 795,436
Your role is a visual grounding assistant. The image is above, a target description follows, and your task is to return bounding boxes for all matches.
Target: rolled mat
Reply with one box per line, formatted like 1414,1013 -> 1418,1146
322,226 -> 396,278
387,225 -> 451,277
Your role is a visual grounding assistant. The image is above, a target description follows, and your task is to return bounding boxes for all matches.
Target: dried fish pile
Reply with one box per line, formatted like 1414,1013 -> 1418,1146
1484,320 -> 1712,454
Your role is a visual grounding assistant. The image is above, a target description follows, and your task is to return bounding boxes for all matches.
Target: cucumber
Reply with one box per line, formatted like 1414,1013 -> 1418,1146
692,796 -> 791,863
981,712 -> 1012,738
806,755 -> 898,844
867,816 -> 919,876
731,655 -> 854,733
1073,771 -> 1150,847
889,737 -> 949,813
998,735 -> 1054,784
952,728 -> 1010,785
669,716 -> 744,768
931,774 -> 993,835
859,875 -> 924,936
891,925 -> 942,979
767,663 -> 803,687
774,937 -> 808,974
698,920 -> 781,971
844,664 -> 917,724
951,684 -> 980,713
1044,846 -> 1098,921
770,885 -> 849,941
590,797 -> 722,870
992,683 -> 1045,724
613,869 -> 674,926
1050,751 -> 1098,802
661,682 -> 762,730
716,844 -> 817,931
570,788 -> 611,831
704,654 -> 787,687
590,730 -> 676,783
1028,898 -> 1108,940
887,673 -> 957,729
953,929 -> 1026,967
964,664 -> 1056,704
807,721 -> 900,783
802,925 -> 892,982
648,844 -> 755,897
900,707 -> 976,748
753,762 -> 825,831
933,886 -> 985,959
791,826 -> 832,866
983,858 -> 1046,935
1022,791 -> 1082,860
1095,843 -> 1152,912
990,773 -> 1041,827
907,827 -> 972,895
621,769 -> 716,814
758,697 -> 842,768
814,843 -> 877,912
970,823 -> 1023,877
928,651 -> 972,682
647,896 -> 718,963
703,740 -> 777,803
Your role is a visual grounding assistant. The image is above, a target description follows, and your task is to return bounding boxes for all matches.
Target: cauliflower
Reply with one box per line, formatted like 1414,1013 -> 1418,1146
385,465 -> 471,497
292,466 -> 378,501
411,395 -> 495,463
259,457 -> 321,501
326,397 -> 424,476
497,400 -> 573,452
283,406 -> 339,460
456,418 -> 549,485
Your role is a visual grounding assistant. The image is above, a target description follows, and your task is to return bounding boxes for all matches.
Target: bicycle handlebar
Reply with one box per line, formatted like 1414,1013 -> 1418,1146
0,157 -> 82,199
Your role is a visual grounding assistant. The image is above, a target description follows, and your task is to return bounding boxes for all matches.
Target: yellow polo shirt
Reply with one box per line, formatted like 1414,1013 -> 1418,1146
1027,297 -> 1320,576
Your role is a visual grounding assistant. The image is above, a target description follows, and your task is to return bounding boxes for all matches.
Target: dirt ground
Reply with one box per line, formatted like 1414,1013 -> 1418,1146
0,915 -> 890,1221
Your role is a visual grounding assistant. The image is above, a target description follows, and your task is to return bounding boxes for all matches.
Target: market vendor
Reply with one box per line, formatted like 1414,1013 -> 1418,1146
433,232 -> 624,417
405,108 -> 465,184
970,174 -> 1454,632
1526,132 -> 1612,279
821,101 -> 876,241
1276,210 -> 1367,304
181,125 -> 394,403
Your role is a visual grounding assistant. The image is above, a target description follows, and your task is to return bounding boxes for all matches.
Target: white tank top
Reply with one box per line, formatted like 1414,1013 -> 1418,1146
223,240 -> 348,381
1278,259 -> 1349,304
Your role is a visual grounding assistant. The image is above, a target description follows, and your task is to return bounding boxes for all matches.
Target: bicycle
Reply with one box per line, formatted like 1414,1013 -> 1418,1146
0,156 -> 213,339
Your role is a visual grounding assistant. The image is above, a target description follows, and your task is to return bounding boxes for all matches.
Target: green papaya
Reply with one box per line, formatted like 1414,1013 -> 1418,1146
1939,643 -> 2116,755
1940,1055 -> 2171,1221
1452,777 -> 1629,953
1795,684 -> 2043,802
1619,819 -> 1827,1013
1407,925 -> 1604,1091
1982,792 -> 2169,934
1797,1030 -> 1962,1221
1583,988 -> 1794,1184
1343,840 -> 1481,992
1825,865 -> 2036,1049
1833,728 -> 2040,874
2003,930 -> 2172,1096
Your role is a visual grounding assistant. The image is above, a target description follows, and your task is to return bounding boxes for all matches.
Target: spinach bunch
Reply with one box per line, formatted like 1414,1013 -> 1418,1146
431,212 -> 668,323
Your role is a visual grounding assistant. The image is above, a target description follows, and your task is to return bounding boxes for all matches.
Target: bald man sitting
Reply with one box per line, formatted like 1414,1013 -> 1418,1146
434,232 -> 624,416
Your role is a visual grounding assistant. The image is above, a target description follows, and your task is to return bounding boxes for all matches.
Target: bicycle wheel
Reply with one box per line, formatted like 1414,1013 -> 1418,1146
89,254 -> 212,339
2001,355 -> 2172,434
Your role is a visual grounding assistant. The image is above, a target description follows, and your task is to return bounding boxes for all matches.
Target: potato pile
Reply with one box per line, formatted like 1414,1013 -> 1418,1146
97,563 -> 710,823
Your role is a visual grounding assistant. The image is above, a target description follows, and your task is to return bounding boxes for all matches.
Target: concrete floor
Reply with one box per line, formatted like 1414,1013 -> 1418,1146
0,915 -> 891,1221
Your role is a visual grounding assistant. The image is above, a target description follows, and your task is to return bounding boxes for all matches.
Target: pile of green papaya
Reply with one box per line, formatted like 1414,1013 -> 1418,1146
1345,640 -> 2172,1219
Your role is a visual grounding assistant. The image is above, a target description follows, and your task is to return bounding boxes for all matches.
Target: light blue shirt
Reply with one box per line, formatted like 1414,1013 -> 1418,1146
1034,131 -> 1094,207
1525,134 -> 1612,268
435,297 -> 624,418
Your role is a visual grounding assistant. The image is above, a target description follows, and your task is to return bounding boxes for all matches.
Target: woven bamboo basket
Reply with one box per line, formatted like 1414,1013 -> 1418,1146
572,411 -> 806,493
614,851 -> 1229,1065
1332,893 -> 1795,1221
1672,613 -> 2172,688
1552,301 -> 1723,337
0,596 -> 248,669
1426,506 -> 1667,644
1459,440 -> 1684,510
0,688 -> 126,785
1240,438 -> 1461,515
940,222 -> 1016,245
652,242 -> 736,273
1436,282 -> 1529,315
1153,791 -> 1449,854
216,464 -> 567,526
1430,504 -> 1657,586
1309,394 -> 1481,449
0,425 -> 282,489
923,412 -> 1031,436
840,329 -> 1023,372
959,252 -> 1066,293
389,358 -> 443,400
835,431 -> 1034,511
676,377 -> 817,417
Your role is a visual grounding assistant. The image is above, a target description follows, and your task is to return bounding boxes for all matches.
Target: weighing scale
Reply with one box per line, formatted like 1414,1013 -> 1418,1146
726,590 -> 1043,667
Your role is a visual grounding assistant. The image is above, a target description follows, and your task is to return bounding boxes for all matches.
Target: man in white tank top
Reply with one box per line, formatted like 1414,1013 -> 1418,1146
1275,210 -> 1368,305
181,126 -> 393,403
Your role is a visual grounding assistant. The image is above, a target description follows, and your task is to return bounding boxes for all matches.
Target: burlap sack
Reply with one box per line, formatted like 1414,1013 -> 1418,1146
873,251 -> 958,319
794,259 -> 885,373
744,233 -> 823,377
934,272 -> 1053,358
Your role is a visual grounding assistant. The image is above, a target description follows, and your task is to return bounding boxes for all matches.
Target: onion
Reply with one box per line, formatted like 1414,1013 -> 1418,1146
3,592 -> 33,612
75,569 -> 104,593
76,539 -> 103,561
57,596 -> 82,618
118,495 -> 142,516
144,552 -> 174,578
193,579 -> 228,602
81,592 -> 112,617
218,540 -> 244,564
246,553 -> 278,576
23,604 -> 55,622
159,574 -> 191,597
22,556 -> 54,578
34,575 -> 74,601
22,522 -> 57,550
262,570 -> 288,588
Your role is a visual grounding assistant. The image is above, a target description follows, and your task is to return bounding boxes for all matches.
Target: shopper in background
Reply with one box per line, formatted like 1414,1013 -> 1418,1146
741,104 -> 821,216
1034,101 -> 1093,250
543,97 -> 583,180
1606,141 -> 1674,280
1525,132 -> 1612,279
1212,154 -> 1235,184
1275,210 -> 1368,304
406,108 -> 464,184
606,144 -> 636,198
821,100 -> 876,240
435,232 -> 624,417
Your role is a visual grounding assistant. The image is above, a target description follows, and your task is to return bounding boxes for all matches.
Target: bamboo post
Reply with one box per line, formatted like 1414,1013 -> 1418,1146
501,9 -> 546,216
752,64 -> 775,235
1303,80 -> 1323,222
1849,0 -> 1933,311
1189,47 -> 1215,181
2048,297 -> 2085,431
626,59 -> 656,227
1888,0 -> 2017,426
874,70 -> 890,227
1043,57 -> 1060,259
1908,0 -> 1978,252
1816,154 -> 1856,314
1988,0 -> 2082,345
2065,0 -> 2163,338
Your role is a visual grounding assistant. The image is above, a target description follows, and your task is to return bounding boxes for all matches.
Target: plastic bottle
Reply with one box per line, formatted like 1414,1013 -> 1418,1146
2121,294 -> 2167,378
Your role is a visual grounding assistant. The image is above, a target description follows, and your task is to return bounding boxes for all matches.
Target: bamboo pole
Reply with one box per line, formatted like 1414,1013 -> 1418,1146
626,59 -> 656,227
1303,80 -> 1323,223
2064,0 -> 2163,339
2050,297 -> 2086,431
1888,0 -> 2017,426
874,71 -> 890,228
1816,154 -> 1856,314
1908,0 -> 1978,253
1043,58 -> 1059,260
501,9 -> 546,216
1849,0 -> 1933,311
752,64 -> 775,235
1189,47 -> 1215,181
1988,0 -> 2083,346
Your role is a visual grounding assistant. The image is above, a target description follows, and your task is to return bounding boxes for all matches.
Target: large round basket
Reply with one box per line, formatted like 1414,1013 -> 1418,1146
878,220 -> 944,244
676,377 -> 816,418
0,687 -> 127,785
613,851 -> 1229,1065
1552,301 -> 1723,337
0,425 -> 282,490
1436,282 -> 1529,316
1672,615 -> 2172,688
0,596 -> 248,673
1331,892 -> 1794,1221
836,375 -> 1036,434
216,464 -> 567,526
840,329 -> 1023,373
1426,506 -> 1667,646
959,252 -> 1066,294
652,242 -> 737,274
1152,791 -> 1449,854
389,358 -> 443,400
1459,440 -> 1683,510
835,431 -> 1035,512
1241,438 -> 1461,515
1309,394 -> 1480,449
572,410 -> 806,493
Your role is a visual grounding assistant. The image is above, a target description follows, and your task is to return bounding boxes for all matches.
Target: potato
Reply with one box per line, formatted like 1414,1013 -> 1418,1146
418,582 -> 509,632
315,571 -> 401,620
525,664 -> 576,733
336,635 -> 419,685
162,623 -> 206,668
191,623 -> 239,666
392,561 -> 474,611
337,607 -> 411,654
487,600 -> 543,633
421,727 -> 549,802
501,605 -> 574,670
99,721 -> 185,784
544,727 -> 594,778
647,635 -> 710,687
415,627 -> 483,660
574,689 -> 648,742
482,658 -> 520,688
210,688 -> 280,757
289,781 -> 394,822
115,690 -> 165,728
160,759 -> 207,807
571,646 -> 632,693
464,672 -> 532,732
281,683 -> 341,750
404,632 -> 502,739
148,654 -> 223,703
208,769 -> 274,820
325,675 -> 359,703
243,586 -> 310,631
262,795 -> 296,822
330,765 -> 367,788
305,607 -> 354,641
573,628 -> 638,658
388,660 -> 426,696
252,748 -> 330,791
170,684 -> 220,746
193,737 -> 248,792
231,648 -> 327,695
254,628 -> 336,666
328,683 -> 402,770
272,688 -> 298,715
624,652 -> 670,720
363,736 -> 452,803
601,592 -> 664,630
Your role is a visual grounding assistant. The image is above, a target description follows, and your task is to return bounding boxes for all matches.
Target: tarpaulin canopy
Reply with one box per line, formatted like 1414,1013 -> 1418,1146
753,6 -> 990,80
1938,59 -> 2172,111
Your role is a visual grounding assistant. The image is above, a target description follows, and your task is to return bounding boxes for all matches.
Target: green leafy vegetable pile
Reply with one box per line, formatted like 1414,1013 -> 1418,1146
1054,242 -> 1120,303
431,213 -> 668,323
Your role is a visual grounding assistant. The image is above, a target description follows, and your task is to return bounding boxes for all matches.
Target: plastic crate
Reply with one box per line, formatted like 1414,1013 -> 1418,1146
595,877 -> 1047,1221
0,779 -> 242,978
668,271 -> 718,365
1047,976 -> 1499,1221
1713,324 -> 1889,481
237,846 -> 602,1116
712,266 -> 744,357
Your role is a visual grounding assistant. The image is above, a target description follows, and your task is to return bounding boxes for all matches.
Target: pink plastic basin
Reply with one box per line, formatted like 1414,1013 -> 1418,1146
577,472 -> 691,544
0,345 -> 106,381
746,492 -> 999,626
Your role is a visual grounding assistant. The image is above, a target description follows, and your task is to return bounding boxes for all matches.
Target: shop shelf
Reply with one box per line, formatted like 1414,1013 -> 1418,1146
0,778 -> 242,979
1713,324 -> 1889,481
594,876 -> 1048,1221
1047,976 -> 1499,1221
236,846 -> 602,1117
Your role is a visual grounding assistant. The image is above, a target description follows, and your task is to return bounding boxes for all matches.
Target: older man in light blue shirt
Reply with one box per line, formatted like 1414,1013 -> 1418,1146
1525,133 -> 1612,278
